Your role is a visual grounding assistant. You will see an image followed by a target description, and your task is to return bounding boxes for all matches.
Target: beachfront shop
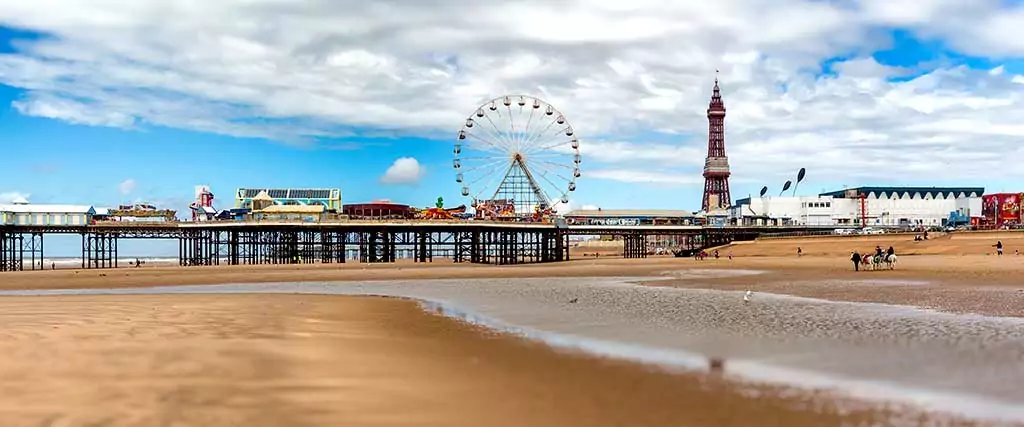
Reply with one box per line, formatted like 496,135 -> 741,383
0,203 -> 95,226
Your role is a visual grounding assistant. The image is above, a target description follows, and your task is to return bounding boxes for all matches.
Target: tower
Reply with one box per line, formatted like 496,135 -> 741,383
701,73 -> 731,212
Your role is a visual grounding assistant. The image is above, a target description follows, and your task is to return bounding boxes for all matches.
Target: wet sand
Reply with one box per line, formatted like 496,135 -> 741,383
0,293 -> 910,427
3,254 -> 1023,316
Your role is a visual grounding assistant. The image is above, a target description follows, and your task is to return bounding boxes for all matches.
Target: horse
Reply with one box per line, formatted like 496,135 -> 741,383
860,253 -> 872,270
884,253 -> 898,270
868,252 -> 884,270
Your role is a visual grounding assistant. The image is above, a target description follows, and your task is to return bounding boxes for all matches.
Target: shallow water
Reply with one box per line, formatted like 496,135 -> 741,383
4,276 -> 1024,424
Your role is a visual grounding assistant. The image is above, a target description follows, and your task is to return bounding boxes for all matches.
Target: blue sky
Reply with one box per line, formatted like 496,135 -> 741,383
3,1 -> 1024,254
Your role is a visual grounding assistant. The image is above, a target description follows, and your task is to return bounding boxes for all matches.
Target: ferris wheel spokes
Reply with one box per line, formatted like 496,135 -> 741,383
521,123 -> 574,153
528,159 -> 575,183
467,110 -> 519,155
517,104 -> 538,152
454,94 -> 580,220
462,123 -> 513,155
460,158 -> 508,177
471,164 -> 510,200
527,161 -> 573,204
481,114 -> 517,152
461,134 -> 508,157
516,114 -> 562,154
532,158 -> 575,171
522,138 -> 578,156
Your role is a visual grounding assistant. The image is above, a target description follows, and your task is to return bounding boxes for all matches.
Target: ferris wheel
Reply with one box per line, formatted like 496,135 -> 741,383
454,95 -> 581,219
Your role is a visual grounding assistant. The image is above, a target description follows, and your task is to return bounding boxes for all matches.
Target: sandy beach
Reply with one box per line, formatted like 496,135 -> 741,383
1,232 -> 1023,426
0,293 -> 918,427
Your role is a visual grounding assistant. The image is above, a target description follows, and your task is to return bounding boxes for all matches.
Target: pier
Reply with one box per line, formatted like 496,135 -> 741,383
0,221 -> 832,271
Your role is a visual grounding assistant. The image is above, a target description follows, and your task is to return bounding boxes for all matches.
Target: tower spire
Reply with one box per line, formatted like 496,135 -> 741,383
701,74 -> 731,212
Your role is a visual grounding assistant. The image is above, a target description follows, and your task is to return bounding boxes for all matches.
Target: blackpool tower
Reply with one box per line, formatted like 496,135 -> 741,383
701,74 -> 731,212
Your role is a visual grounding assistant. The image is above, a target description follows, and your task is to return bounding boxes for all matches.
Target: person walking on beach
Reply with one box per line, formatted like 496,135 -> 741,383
797,247 -> 803,257
994,241 -> 1003,256
851,252 -> 862,271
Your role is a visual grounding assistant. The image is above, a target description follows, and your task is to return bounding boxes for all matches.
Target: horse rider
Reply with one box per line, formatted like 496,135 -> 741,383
875,246 -> 883,259
886,246 -> 895,258
851,251 -> 862,271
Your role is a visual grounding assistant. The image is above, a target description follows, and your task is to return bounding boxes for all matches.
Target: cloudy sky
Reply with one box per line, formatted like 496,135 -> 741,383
2,0 -> 1024,219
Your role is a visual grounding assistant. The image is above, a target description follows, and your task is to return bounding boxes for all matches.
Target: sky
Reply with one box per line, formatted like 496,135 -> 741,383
3,0 -> 1024,227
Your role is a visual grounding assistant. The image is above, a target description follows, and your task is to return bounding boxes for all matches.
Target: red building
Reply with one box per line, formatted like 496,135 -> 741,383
342,200 -> 415,220
981,193 -> 1022,227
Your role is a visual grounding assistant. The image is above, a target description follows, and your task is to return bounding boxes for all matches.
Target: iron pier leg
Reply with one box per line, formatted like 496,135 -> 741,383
0,231 -> 19,272
0,231 -> 6,272
471,231 -> 481,264
561,231 -> 569,262
229,230 -> 239,265
416,231 -> 428,263
342,231 -> 350,261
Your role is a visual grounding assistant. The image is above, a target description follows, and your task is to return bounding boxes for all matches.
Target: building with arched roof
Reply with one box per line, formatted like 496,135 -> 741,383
235,188 -> 342,211
730,186 -> 984,228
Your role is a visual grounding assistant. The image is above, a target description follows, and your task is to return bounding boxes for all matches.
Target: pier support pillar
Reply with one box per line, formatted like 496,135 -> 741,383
83,233 -> 118,269
0,232 -> 21,272
414,231 -> 431,263
453,231 -> 472,263
178,230 -> 217,266
360,230 -> 396,263
623,234 -> 648,259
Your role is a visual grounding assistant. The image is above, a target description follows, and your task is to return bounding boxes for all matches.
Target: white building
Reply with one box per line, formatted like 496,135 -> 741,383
0,197 -> 95,226
730,187 -> 984,227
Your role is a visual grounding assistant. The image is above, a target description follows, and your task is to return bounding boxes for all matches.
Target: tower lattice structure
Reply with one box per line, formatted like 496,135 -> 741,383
701,74 -> 731,212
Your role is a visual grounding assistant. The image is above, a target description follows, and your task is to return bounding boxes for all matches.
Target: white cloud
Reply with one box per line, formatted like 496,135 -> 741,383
380,157 -> 425,184
0,191 -> 30,203
13,95 -> 136,128
551,200 -> 598,215
118,179 -> 137,195
588,169 -> 704,186
0,0 -> 1023,188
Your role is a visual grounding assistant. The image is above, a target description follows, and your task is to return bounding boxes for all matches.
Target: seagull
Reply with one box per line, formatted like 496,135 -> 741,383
743,291 -> 752,303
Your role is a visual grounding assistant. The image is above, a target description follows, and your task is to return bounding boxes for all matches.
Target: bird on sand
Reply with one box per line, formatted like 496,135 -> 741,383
743,291 -> 752,303
569,298 -> 578,304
